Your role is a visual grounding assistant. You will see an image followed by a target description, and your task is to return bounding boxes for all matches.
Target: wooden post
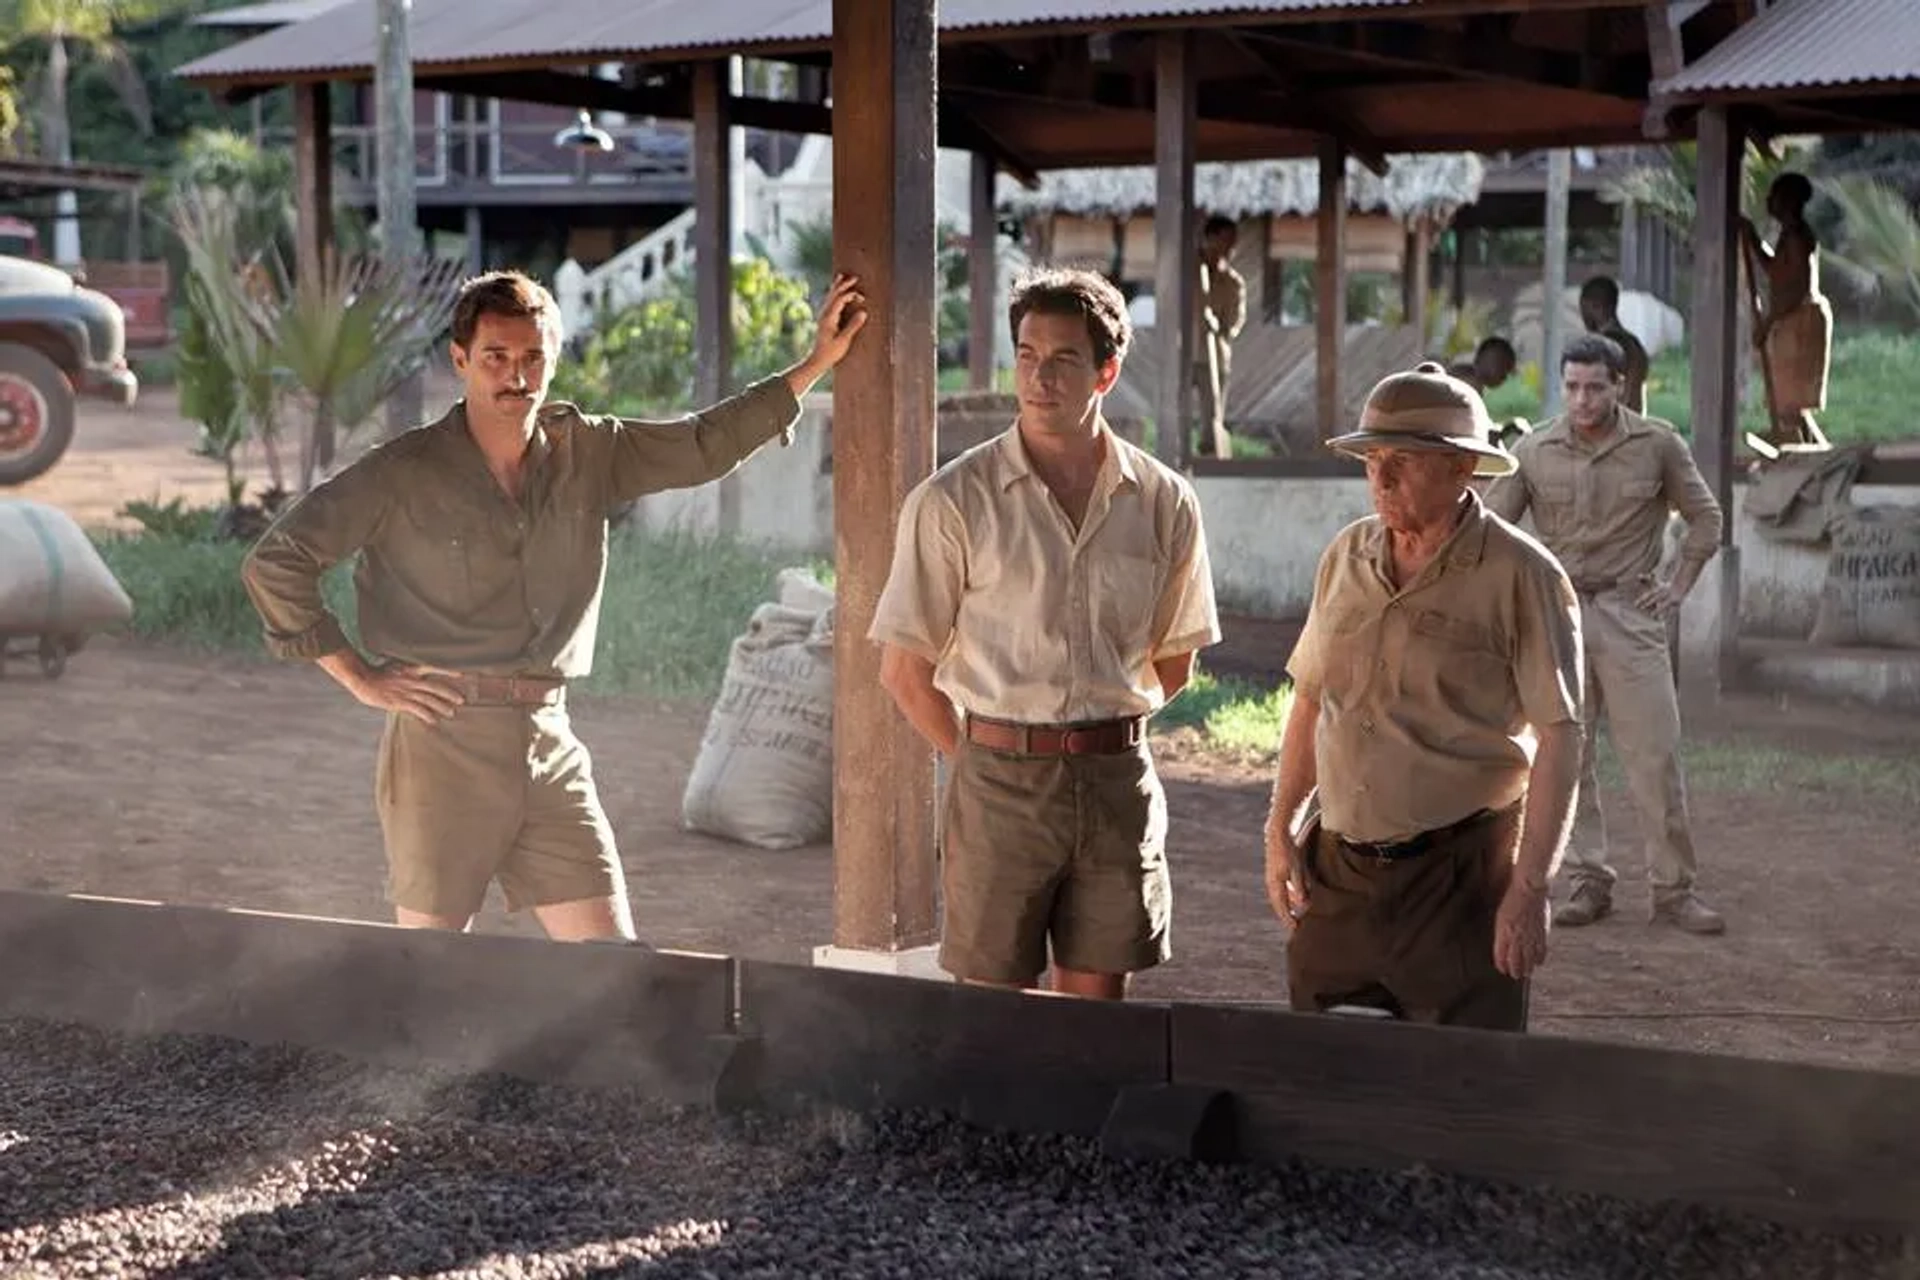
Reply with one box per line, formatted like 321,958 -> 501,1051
828,0 -> 940,956
293,81 -> 335,470
694,60 -> 739,535
1541,149 -> 1572,417
968,150 -> 997,391
1619,199 -> 1641,292
1315,137 -> 1346,439
1153,30 -> 1197,470
1691,106 -> 1743,689
376,0 -> 423,438
1407,218 -> 1431,354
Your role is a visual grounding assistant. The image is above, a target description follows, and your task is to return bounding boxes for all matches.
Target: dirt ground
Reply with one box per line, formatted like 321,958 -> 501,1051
4,393 -> 1918,1075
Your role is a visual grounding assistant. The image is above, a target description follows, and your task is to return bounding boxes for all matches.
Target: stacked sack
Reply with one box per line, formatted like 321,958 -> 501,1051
0,499 -> 133,643
681,567 -> 836,849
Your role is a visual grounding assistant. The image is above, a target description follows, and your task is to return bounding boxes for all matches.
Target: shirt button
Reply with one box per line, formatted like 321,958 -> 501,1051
1362,720 -> 1376,735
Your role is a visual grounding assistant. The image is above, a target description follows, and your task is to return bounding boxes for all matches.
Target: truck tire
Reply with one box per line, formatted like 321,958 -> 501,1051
0,343 -> 77,486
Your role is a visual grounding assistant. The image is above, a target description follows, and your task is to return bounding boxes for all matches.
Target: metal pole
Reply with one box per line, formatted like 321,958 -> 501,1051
377,0 -> 425,436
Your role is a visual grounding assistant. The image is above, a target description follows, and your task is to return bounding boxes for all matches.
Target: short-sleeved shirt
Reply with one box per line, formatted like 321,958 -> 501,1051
1483,405 -> 1722,591
870,420 -> 1221,724
1287,490 -> 1584,844
241,377 -> 801,677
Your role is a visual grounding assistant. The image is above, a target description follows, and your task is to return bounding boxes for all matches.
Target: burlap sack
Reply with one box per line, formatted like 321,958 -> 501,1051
0,500 -> 133,635
681,571 -> 835,849
1808,504 -> 1920,650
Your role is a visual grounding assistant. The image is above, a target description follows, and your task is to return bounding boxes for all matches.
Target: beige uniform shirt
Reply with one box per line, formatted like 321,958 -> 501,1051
1287,491 -> 1584,844
1483,406 -> 1721,591
870,421 -> 1221,724
242,378 -> 801,677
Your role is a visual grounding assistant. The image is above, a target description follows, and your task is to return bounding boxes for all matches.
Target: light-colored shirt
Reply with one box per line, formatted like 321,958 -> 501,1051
242,378 -> 801,677
1483,404 -> 1721,591
870,420 -> 1221,723
1287,490 -> 1584,844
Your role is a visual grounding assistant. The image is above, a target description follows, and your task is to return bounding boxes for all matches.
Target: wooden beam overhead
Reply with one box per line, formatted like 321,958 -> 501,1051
1219,34 -> 1391,177
1241,20 -> 1646,100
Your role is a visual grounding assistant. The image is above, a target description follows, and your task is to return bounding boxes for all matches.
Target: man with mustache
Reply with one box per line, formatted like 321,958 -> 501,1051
243,269 -> 867,942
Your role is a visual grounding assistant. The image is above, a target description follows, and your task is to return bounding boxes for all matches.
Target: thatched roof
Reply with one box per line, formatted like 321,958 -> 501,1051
999,153 -> 1485,224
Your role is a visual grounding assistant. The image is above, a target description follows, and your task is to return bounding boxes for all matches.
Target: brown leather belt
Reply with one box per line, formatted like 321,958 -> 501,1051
1335,808 -> 1495,862
965,715 -> 1145,756
448,672 -> 567,707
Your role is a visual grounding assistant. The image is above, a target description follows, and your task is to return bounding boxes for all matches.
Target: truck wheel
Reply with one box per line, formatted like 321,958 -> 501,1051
0,343 -> 77,486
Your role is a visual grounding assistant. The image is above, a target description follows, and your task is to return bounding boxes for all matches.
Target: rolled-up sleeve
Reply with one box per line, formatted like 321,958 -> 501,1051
598,376 -> 803,505
1150,489 -> 1222,659
868,481 -> 965,665
1512,557 -> 1585,730
241,459 -> 391,660
1662,430 -> 1723,567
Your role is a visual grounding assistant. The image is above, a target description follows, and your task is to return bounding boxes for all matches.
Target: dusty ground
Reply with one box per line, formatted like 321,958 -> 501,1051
3,392 -> 1917,1075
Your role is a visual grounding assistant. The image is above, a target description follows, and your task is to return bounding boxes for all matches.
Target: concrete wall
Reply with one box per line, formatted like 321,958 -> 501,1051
617,407 -> 1920,675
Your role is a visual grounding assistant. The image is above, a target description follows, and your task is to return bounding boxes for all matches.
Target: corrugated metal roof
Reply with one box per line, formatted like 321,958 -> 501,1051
175,0 -> 1418,84
1657,0 -> 1920,97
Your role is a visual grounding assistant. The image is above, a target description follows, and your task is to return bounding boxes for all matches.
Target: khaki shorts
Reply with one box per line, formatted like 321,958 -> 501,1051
374,701 -> 623,919
938,738 -> 1172,984
1286,803 -> 1527,1031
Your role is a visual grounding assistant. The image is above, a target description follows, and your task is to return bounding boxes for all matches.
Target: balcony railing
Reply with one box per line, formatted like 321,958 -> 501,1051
262,118 -> 696,196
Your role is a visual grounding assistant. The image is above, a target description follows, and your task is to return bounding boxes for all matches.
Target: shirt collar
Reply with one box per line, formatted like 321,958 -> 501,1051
1538,403 -> 1648,450
992,415 -> 1137,492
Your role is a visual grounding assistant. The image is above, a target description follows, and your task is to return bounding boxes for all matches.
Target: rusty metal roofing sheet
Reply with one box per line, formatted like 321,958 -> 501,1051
175,0 -> 1420,83
1657,0 -> 1920,97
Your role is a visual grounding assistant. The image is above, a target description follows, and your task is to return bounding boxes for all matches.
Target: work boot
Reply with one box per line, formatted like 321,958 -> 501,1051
1651,892 -> 1726,936
1553,881 -> 1613,927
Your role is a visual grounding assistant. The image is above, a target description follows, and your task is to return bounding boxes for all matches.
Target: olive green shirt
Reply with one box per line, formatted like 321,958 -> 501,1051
241,376 -> 802,678
1483,405 -> 1721,592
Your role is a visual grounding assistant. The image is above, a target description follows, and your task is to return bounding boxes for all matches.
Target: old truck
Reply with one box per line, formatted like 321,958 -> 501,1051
0,253 -> 139,485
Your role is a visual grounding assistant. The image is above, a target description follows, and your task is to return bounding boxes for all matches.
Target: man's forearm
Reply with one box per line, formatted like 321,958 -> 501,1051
316,648 -> 375,697
1264,691 -> 1321,842
1670,555 -> 1710,601
1516,721 -> 1581,890
889,683 -> 961,756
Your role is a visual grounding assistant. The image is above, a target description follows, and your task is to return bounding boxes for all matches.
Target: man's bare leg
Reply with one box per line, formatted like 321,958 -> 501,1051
533,894 -> 636,943
1051,966 -> 1128,1000
394,907 -> 475,932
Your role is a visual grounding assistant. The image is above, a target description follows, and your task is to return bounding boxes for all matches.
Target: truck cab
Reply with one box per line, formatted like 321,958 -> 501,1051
0,252 -> 140,485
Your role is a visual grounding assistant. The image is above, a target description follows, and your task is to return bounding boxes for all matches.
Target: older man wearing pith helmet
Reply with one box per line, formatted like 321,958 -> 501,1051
1262,362 -> 1585,1031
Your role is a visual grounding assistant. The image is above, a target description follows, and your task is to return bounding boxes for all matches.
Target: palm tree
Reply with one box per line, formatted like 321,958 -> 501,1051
1817,175 -> 1920,324
0,0 -> 175,263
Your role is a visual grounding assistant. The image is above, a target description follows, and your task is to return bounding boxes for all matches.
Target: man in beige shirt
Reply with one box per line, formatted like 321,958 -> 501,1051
1485,332 -> 1726,935
243,269 -> 867,942
1265,362 -> 1584,1032
872,267 -> 1221,999
1194,215 -> 1247,459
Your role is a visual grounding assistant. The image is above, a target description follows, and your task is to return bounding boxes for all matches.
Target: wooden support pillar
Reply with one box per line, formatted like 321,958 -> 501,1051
1451,226 -> 1468,311
1619,199 -> 1641,292
1406,219 -> 1431,353
1541,148 -> 1572,416
1153,29 -> 1197,470
1691,106 -> 1743,688
828,0 -> 939,955
968,150 -> 997,391
694,61 -> 739,535
1315,137 -> 1346,439
293,81 -> 335,470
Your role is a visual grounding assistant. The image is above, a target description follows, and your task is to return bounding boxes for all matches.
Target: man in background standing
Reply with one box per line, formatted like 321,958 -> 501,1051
1580,276 -> 1651,414
1194,215 -> 1246,458
1485,333 -> 1725,936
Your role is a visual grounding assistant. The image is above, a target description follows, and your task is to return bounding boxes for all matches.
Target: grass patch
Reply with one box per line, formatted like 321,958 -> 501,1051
1483,328 -> 1920,445
91,524 -> 810,701
1592,737 -> 1920,804
1154,669 -> 1293,756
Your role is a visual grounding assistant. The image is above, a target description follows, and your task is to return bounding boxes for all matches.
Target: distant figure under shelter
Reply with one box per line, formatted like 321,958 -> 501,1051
1741,172 -> 1833,450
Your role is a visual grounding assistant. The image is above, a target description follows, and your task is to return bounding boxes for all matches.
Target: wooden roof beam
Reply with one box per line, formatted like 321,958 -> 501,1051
421,68 -> 1039,185
1222,32 -> 1389,177
1240,20 -> 1644,99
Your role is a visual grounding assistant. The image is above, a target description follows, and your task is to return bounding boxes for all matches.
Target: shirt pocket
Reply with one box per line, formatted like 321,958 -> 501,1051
1621,478 -> 1662,502
1090,552 -> 1161,668
1317,606 -> 1376,705
1530,479 -> 1578,538
1401,607 -> 1510,725
399,496 -> 482,616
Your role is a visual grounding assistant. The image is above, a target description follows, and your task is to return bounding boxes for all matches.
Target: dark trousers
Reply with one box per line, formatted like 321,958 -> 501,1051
1286,804 -> 1528,1032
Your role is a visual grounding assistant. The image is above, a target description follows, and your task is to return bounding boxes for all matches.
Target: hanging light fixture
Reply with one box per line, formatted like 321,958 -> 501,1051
554,110 -> 614,154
